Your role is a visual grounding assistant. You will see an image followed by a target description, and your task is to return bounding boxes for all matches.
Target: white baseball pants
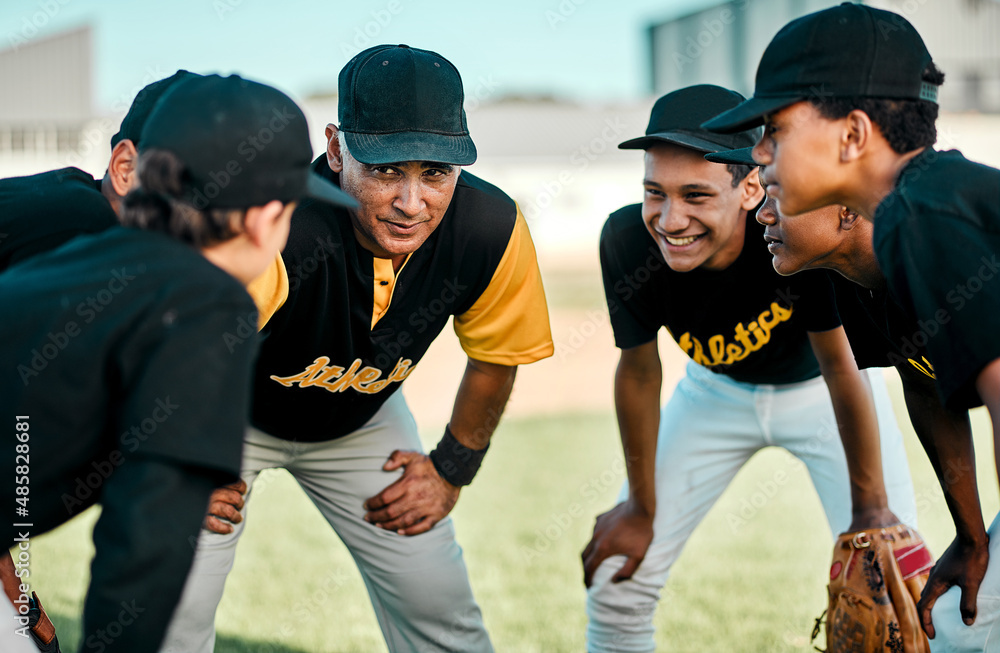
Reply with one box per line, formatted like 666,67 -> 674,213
585,362 -> 918,653
159,391 -> 492,653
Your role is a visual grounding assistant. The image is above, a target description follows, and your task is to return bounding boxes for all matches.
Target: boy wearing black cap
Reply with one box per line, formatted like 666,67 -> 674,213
580,84 -> 917,652
162,45 -> 552,653
0,69 -> 199,653
0,74 -> 355,653
703,3 -> 1000,647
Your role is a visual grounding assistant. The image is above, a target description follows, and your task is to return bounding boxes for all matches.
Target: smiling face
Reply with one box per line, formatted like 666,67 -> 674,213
329,128 -> 459,262
752,101 -> 846,217
641,142 -> 762,272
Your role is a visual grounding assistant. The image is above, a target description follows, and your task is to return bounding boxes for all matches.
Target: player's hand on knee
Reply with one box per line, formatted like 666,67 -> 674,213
581,498 -> 654,588
917,533 -> 989,639
203,479 -> 248,534
363,449 -> 460,536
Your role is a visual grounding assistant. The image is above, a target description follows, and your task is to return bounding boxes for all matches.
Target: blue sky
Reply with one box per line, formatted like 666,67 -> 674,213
1,0 -> 721,111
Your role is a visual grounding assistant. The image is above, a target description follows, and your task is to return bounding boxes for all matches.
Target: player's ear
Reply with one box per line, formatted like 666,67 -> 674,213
242,200 -> 288,247
739,165 -> 765,211
840,110 -> 872,164
838,205 -> 864,231
107,139 -> 138,197
326,124 -> 344,174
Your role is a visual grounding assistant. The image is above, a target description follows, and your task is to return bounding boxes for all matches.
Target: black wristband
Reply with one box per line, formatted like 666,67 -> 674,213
428,426 -> 489,487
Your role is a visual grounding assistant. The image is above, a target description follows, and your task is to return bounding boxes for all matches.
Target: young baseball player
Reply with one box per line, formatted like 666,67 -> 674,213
0,74 -> 356,653
580,84 -> 918,652
703,3 -> 1000,647
0,69 -> 199,653
0,69 -> 291,653
160,45 -> 553,653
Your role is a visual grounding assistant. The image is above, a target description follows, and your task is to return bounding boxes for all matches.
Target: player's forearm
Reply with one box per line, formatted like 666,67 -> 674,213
824,366 -> 890,515
447,358 -> 517,450
901,370 -> 986,546
614,344 -> 662,516
809,329 -> 889,517
0,549 -> 21,606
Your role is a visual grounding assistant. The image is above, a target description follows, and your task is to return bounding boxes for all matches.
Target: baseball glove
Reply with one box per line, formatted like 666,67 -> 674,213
812,524 -> 934,653
27,591 -> 61,653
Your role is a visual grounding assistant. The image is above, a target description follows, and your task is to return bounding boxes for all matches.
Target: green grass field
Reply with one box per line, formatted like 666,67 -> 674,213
24,377 -> 998,652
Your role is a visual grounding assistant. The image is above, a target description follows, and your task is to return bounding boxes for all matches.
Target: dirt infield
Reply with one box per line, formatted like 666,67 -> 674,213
402,263 -> 689,432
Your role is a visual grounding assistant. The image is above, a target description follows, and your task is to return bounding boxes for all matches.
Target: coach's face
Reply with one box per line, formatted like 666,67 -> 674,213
326,125 -> 459,262
752,101 -> 845,217
641,142 -> 763,273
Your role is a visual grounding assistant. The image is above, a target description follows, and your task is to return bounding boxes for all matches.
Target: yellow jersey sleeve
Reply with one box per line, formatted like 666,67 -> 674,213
245,253 -> 289,330
454,205 -> 554,365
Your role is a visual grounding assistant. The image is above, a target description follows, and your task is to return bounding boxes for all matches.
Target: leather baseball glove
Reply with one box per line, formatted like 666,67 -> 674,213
813,524 -> 934,653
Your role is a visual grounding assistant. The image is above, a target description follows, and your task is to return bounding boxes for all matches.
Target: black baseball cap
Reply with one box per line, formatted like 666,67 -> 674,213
704,147 -> 756,167
140,74 -> 357,210
618,85 -> 761,153
703,2 -> 937,134
110,70 -> 200,150
338,44 -> 477,166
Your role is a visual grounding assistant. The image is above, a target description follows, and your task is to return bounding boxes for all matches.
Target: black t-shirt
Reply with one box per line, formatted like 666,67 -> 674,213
0,226 -> 257,536
873,148 -> 1000,409
831,275 -> 938,382
252,157 -> 552,442
599,204 -> 841,385
0,167 -> 118,272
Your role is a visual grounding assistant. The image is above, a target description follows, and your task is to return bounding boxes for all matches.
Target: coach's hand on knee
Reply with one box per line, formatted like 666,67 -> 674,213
581,498 -> 654,588
203,479 -> 248,534
363,450 -> 460,536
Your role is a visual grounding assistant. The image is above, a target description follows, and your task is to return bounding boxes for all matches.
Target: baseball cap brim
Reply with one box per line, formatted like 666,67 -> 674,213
344,130 -> 477,166
618,130 -> 735,153
306,172 -> 358,209
701,95 -> 802,134
704,146 -> 757,166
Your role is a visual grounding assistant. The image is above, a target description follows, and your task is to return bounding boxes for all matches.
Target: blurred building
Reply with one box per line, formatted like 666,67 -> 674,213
648,0 -> 1000,112
0,25 -> 105,177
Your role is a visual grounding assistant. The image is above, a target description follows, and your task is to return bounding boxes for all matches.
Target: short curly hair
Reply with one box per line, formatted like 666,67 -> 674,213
808,62 -> 945,153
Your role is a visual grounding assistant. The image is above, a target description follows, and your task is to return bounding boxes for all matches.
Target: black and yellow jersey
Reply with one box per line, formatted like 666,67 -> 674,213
251,157 -> 553,442
599,203 -> 841,385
